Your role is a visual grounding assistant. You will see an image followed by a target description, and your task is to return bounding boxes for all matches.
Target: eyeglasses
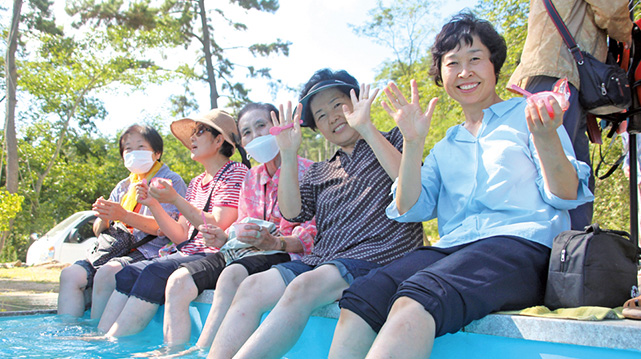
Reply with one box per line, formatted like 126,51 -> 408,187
192,124 -> 215,137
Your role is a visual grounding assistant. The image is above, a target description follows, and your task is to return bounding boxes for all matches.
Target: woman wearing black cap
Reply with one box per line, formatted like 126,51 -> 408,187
206,69 -> 424,359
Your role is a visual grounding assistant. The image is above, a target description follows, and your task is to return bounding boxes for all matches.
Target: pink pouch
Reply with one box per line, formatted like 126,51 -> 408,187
510,78 -> 571,117
150,177 -> 173,189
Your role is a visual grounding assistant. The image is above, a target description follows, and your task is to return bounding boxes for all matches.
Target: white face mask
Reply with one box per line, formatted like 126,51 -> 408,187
244,135 -> 279,163
124,150 -> 156,174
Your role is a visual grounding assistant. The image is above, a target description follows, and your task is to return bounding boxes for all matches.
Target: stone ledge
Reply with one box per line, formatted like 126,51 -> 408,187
195,290 -> 641,352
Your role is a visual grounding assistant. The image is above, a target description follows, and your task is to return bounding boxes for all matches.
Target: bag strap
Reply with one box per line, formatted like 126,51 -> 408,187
585,223 -> 630,238
128,233 -> 157,250
542,0 -> 585,65
186,161 -> 235,243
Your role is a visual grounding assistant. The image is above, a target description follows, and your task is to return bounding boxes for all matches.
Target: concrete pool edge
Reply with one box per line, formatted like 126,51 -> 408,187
195,290 -> 641,352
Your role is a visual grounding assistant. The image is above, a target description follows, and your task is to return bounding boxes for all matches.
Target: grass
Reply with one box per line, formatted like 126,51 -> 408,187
0,266 -> 62,284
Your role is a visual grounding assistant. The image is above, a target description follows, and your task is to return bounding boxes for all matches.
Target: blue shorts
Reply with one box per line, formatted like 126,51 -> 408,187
339,236 -> 550,337
273,258 -> 380,286
114,252 -> 206,304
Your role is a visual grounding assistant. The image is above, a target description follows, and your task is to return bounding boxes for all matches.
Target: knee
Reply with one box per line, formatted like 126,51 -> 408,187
60,265 -> 86,289
234,272 -> 269,303
165,268 -> 195,298
218,264 -> 248,288
94,262 -> 122,287
282,271 -> 319,302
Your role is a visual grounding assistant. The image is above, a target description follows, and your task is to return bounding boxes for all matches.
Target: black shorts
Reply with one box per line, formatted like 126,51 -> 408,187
339,236 -> 550,337
182,252 -> 291,295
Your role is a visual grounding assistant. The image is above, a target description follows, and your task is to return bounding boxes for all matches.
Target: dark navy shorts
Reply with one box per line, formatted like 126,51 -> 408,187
181,252 -> 291,295
75,249 -> 146,288
274,258 -> 381,286
114,252 -> 206,304
339,236 -> 550,337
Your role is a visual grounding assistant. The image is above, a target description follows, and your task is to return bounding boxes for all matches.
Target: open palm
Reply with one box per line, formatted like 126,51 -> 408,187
343,83 -> 380,133
271,101 -> 302,155
382,79 -> 437,143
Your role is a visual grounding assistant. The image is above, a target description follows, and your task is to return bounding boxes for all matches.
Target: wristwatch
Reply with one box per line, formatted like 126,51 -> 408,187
279,238 -> 286,251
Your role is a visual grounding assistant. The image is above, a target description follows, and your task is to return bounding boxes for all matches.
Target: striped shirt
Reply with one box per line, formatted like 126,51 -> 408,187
287,127 -> 423,266
180,161 -> 248,256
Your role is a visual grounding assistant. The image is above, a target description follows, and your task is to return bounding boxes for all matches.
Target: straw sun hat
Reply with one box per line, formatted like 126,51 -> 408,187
170,109 -> 240,149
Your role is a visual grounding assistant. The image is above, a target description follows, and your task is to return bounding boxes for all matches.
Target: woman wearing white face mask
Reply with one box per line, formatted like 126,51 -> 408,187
93,109 -> 250,339
58,124 -> 187,319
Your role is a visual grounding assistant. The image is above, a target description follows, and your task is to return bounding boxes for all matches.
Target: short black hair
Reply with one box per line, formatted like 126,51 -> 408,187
299,69 -> 359,130
429,11 -> 506,87
119,124 -> 164,160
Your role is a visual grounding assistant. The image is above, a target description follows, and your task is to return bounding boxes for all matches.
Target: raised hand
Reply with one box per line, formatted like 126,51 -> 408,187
271,101 -> 302,156
525,95 -> 564,139
382,79 -> 438,143
342,83 -> 380,134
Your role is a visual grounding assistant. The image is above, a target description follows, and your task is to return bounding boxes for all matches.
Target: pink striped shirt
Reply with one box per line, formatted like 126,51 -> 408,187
180,161 -> 248,255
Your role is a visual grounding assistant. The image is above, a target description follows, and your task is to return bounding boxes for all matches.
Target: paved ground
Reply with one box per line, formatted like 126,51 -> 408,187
0,278 -> 59,313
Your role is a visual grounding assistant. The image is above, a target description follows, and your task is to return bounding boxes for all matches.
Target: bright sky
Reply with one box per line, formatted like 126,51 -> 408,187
44,0 -> 479,136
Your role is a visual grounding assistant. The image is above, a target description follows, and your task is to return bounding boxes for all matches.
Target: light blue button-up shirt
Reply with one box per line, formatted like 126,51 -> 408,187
386,97 -> 593,249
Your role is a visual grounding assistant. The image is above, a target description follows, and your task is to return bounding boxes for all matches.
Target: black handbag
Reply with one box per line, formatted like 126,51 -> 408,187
544,223 -> 640,309
543,0 -> 632,116
86,221 -> 156,267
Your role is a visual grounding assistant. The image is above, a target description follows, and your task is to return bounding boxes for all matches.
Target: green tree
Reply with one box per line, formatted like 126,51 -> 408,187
66,0 -> 291,112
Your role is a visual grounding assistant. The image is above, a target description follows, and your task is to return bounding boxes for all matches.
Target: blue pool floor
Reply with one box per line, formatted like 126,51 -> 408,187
1,303 -> 640,358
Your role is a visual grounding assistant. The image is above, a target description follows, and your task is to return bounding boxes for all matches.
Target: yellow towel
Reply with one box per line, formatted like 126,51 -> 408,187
498,305 -> 624,321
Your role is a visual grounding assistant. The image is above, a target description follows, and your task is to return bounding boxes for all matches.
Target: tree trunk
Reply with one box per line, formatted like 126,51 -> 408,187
198,0 -> 219,109
1,0 -> 23,256
5,0 -> 22,194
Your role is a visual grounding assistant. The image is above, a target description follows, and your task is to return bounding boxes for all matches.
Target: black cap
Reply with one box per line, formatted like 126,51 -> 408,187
299,79 -> 359,127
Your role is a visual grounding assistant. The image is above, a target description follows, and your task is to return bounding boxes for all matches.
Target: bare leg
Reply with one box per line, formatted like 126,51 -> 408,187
105,296 -> 160,337
329,308 -> 377,359
194,264 -> 248,349
366,297 -> 435,359
234,265 -> 348,359
90,261 -> 124,319
208,268 -> 286,359
97,291 -> 129,333
163,268 -> 199,346
57,264 -> 89,317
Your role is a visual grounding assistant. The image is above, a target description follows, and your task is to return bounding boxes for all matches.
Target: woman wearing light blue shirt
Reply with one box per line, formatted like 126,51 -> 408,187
329,12 -> 593,359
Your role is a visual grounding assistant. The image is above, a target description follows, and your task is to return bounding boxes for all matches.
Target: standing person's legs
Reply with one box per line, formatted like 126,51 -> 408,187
58,261 -> 93,317
164,252 -> 226,346
525,75 -> 593,229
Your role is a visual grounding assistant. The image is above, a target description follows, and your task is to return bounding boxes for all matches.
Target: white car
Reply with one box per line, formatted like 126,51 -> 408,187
26,211 -> 98,265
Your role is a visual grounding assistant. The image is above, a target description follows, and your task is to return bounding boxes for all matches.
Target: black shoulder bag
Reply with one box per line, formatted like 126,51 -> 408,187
543,0 -> 631,116
545,223 -> 640,309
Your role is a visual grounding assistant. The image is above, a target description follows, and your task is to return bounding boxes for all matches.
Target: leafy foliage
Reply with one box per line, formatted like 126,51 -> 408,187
0,190 -> 24,232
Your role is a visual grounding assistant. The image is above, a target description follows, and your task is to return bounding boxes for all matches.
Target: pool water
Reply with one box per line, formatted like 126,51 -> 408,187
1,307 -> 640,358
